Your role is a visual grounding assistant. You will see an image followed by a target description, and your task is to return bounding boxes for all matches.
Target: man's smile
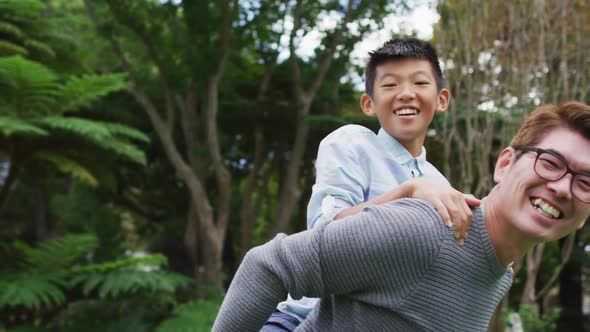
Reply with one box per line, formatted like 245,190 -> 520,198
530,197 -> 562,219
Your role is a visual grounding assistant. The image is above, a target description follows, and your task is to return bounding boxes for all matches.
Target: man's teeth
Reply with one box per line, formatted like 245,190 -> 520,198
395,108 -> 418,115
531,198 -> 561,219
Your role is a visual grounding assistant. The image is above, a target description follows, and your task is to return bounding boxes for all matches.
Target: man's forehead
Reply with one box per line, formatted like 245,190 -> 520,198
533,128 -> 590,171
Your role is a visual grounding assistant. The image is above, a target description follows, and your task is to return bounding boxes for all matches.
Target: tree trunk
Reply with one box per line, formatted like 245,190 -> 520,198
30,164 -> 49,241
556,234 -> 583,331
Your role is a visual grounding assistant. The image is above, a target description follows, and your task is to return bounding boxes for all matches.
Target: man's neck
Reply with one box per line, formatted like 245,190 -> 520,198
481,196 -> 537,267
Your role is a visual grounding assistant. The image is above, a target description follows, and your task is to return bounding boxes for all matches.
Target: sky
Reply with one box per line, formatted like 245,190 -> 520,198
278,0 -> 440,89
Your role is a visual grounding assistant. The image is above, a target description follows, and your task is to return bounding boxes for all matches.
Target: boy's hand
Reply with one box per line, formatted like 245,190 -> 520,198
405,178 -> 480,245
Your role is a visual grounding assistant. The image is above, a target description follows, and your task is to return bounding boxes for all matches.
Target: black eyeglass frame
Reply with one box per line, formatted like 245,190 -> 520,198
514,146 -> 590,203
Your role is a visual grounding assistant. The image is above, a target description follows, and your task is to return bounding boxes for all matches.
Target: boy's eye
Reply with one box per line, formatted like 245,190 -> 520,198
381,83 -> 397,87
415,81 -> 430,85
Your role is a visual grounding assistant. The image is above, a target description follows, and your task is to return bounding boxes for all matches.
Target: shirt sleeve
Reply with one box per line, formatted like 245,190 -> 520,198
307,132 -> 368,229
212,200 -> 447,332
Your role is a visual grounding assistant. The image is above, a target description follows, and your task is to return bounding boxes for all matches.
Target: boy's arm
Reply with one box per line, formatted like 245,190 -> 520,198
307,131 -> 369,229
335,178 -> 480,245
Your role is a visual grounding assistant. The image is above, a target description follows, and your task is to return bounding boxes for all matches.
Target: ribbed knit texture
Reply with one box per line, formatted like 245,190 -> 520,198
213,199 -> 512,332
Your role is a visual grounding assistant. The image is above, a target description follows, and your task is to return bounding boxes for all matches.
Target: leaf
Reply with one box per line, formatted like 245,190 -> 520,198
35,152 -> 99,187
57,73 -> 128,114
0,116 -> 48,136
0,55 -> 58,116
0,276 -> 65,310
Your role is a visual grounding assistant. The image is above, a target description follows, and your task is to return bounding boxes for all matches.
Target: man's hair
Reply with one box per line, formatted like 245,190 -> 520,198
364,37 -> 444,98
510,101 -> 590,149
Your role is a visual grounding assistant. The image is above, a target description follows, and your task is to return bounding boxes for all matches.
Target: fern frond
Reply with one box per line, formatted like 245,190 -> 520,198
71,254 -> 168,274
0,55 -> 58,116
102,123 -> 149,143
99,137 -> 147,165
0,39 -> 28,56
24,234 -> 98,272
0,116 -> 48,136
24,38 -> 55,59
0,21 -> 25,40
75,269 -> 191,299
0,0 -> 45,21
32,116 -> 112,140
56,73 -> 127,114
31,117 -> 147,164
0,275 -> 65,310
35,152 -> 99,187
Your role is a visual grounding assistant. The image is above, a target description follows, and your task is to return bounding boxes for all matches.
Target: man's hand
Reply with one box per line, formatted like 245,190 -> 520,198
404,178 -> 480,245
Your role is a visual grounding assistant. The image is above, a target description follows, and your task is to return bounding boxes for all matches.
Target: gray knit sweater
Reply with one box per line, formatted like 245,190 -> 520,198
213,199 -> 512,331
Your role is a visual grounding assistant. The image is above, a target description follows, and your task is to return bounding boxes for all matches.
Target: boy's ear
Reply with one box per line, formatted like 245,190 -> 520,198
436,88 -> 451,113
493,147 -> 516,183
360,93 -> 376,117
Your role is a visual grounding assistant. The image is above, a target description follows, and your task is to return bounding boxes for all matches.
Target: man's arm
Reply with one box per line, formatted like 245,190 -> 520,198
334,178 -> 480,245
213,200 -> 446,331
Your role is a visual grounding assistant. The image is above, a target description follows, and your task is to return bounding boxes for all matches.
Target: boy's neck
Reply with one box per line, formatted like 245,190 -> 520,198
398,137 -> 425,157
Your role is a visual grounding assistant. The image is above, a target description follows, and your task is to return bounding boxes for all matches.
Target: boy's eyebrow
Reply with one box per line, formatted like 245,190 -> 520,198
377,70 -> 433,81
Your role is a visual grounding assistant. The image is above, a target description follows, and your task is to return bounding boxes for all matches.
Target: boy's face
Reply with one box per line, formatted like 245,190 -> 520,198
361,58 -> 449,156
493,127 -> 590,243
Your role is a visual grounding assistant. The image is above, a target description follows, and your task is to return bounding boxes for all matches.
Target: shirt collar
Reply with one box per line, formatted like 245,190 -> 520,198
377,128 -> 427,165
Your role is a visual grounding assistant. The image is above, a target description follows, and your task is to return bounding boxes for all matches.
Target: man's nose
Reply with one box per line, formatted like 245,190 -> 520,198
547,173 -> 573,200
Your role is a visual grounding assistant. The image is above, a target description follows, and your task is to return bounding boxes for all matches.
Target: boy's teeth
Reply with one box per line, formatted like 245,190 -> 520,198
531,198 -> 561,219
395,108 -> 418,115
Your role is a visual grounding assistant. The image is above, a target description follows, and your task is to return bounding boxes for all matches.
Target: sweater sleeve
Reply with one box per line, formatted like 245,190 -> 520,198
212,199 -> 446,332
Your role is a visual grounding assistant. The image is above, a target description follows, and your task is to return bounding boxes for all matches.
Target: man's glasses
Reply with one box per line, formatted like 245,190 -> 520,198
515,146 -> 590,203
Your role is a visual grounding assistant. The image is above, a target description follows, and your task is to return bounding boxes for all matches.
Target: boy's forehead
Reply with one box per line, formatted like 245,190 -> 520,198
375,58 -> 436,79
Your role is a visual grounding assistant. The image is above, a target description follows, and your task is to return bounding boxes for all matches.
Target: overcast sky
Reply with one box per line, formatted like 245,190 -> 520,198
278,0 -> 439,89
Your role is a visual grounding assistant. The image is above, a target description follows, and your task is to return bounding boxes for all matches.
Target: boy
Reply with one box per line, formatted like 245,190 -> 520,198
263,38 -> 479,331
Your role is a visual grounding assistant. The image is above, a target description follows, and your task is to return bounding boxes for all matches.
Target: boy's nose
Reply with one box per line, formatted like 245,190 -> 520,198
397,85 -> 416,101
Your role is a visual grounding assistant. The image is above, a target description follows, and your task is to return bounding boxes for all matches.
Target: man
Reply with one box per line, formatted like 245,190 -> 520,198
213,101 -> 590,331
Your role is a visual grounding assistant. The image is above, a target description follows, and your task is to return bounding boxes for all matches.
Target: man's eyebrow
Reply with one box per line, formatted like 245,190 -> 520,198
546,148 -> 590,175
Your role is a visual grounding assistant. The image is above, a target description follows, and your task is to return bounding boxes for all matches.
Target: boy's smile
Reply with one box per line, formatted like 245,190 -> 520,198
361,58 -> 449,157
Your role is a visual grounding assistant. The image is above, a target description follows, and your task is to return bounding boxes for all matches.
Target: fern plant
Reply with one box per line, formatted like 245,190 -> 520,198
0,55 -> 148,207
0,0 -> 53,59
0,234 -> 193,330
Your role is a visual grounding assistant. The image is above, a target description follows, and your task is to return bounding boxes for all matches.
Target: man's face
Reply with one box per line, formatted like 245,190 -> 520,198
360,59 -> 449,155
494,127 -> 590,242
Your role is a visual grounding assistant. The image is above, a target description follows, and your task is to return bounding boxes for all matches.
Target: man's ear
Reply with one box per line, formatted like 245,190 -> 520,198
436,88 -> 451,113
493,147 -> 516,183
360,93 -> 376,117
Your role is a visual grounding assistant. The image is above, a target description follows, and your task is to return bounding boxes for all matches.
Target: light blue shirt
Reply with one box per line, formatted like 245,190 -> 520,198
278,124 -> 450,320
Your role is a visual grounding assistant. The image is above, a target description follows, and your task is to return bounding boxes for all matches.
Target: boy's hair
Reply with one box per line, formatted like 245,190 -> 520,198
365,37 -> 444,98
510,101 -> 590,149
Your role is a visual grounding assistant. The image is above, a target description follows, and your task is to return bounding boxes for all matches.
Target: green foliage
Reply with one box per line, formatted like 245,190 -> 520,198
0,56 -> 58,116
0,234 -> 96,310
57,73 -> 128,114
0,55 -> 147,193
0,0 -> 54,61
70,254 -> 192,300
155,296 -> 224,332
36,153 -> 99,187
0,233 -> 193,330
501,304 -> 561,332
